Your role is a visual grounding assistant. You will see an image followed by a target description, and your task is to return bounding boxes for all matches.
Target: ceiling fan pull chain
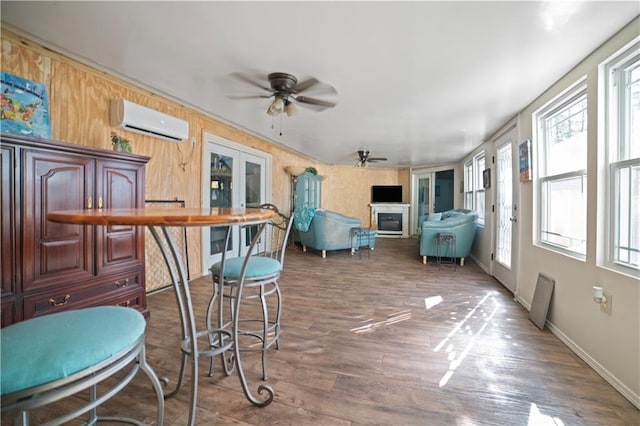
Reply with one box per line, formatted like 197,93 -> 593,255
279,114 -> 283,136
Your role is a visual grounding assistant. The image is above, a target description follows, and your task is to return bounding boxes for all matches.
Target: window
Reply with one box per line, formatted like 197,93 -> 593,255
464,160 -> 473,209
534,79 -> 588,258
474,153 -> 486,226
463,152 -> 486,226
602,38 -> 640,273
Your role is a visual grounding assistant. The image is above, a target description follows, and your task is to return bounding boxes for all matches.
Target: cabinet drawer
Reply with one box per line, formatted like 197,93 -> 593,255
23,270 -> 144,320
109,290 -> 148,318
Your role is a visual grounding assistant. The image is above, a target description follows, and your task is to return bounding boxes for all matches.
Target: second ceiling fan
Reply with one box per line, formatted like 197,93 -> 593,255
356,150 -> 387,167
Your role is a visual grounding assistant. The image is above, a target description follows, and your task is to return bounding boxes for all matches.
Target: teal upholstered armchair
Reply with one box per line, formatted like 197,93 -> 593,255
419,209 -> 478,266
295,209 -> 376,258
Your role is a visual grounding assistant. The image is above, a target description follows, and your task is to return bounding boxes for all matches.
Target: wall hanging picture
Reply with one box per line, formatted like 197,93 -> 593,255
519,139 -> 533,182
482,168 -> 491,189
1,72 -> 51,138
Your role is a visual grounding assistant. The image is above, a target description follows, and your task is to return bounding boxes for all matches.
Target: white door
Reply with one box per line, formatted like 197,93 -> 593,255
413,174 -> 432,235
202,135 -> 269,272
492,127 -> 519,293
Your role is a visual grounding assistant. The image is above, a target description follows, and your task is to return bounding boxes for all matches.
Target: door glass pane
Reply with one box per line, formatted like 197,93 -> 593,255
245,161 -> 262,208
210,153 -> 233,256
496,144 -> 512,267
434,170 -> 454,212
244,161 -> 262,249
418,177 -> 430,229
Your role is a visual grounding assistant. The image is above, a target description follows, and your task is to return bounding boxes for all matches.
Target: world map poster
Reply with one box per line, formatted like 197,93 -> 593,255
1,72 -> 51,139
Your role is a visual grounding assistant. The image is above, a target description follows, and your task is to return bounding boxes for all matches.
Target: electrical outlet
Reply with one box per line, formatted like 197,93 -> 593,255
601,291 -> 612,314
191,137 -> 197,146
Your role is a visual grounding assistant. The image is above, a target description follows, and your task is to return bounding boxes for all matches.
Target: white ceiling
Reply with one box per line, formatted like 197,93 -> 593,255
2,1 -> 638,168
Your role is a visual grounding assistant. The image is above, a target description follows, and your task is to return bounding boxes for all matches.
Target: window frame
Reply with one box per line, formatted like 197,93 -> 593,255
600,37 -> 640,275
533,78 -> 588,260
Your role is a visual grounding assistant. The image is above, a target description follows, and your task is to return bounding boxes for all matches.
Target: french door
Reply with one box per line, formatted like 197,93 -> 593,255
201,133 -> 270,272
492,127 -> 519,293
410,168 -> 455,235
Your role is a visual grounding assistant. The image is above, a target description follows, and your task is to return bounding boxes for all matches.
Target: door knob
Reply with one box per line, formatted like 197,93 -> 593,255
509,217 -> 517,223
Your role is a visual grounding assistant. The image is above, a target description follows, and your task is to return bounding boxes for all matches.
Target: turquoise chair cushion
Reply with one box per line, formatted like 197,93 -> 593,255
1,306 -> 145,395
211,256 -> 281,279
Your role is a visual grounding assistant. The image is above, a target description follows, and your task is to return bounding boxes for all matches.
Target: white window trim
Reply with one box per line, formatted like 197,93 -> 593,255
533,78 -> 588,261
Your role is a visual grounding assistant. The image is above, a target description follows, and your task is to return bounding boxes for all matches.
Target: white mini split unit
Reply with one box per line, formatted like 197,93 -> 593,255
110,99 -> 189,142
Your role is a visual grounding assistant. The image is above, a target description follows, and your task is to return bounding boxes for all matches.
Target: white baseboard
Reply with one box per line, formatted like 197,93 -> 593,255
514,295 -> 640,410
468,254 -> 489,273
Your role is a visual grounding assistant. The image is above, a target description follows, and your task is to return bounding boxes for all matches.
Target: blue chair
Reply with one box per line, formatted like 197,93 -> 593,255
208,204 -> 294,381
1,306 -> 164,425
296,209 -> 377,258
420,209 -> 478,266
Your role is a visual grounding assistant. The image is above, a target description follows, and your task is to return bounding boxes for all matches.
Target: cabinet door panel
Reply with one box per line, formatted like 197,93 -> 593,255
96,161 -> 145,275
22,150 -> 94,292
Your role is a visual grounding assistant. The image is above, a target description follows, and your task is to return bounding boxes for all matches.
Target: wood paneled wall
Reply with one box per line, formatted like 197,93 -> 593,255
1,30 -> 410,278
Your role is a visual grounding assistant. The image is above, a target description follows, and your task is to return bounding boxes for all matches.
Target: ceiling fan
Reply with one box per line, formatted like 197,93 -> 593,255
229,72 -> 337,117
356,150 -> 388,167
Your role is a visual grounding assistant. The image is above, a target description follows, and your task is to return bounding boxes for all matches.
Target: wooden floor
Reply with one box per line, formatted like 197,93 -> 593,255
11,238 -> 639,425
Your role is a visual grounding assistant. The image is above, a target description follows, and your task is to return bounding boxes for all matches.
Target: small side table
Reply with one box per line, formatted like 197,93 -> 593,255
436,232 -> 456,270
351,227 -> 373,258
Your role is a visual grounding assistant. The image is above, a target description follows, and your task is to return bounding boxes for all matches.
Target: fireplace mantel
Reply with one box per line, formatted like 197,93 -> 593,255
370,203 -> 410,238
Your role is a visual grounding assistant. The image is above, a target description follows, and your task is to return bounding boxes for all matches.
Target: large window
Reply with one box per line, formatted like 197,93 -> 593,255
602,38 -> 640,273
534,80 -> 588,258
463,152 -> 486,226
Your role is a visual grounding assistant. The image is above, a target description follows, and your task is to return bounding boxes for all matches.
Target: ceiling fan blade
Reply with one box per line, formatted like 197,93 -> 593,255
368,157 -> 388,161
295,96 -> 336,109
227,94 -> 272,100
294,77 -> 320,93
229,72 -> 272,92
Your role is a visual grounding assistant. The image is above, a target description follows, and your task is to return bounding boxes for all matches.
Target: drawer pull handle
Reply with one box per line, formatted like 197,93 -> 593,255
115,279 -> 130,288
49,294 -> 71,307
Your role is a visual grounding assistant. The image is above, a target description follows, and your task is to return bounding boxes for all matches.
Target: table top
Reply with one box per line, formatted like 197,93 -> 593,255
48,207 -> 276,227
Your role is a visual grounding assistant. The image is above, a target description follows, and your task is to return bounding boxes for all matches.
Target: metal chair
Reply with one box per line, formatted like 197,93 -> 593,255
208,204 -> 294,381
0,306 -> 164,425
436,232 -> 457,270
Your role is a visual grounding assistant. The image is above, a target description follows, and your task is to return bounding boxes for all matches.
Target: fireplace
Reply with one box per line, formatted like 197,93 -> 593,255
370,203 -> 410,238
378,213 -> 402,232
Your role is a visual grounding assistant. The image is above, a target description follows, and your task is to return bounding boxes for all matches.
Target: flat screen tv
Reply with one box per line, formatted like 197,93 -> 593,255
371,185 -> 403,203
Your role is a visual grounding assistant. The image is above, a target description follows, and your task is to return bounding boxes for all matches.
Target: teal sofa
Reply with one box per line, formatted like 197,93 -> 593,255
296,209 -> 376,258
420,209 -> 478,266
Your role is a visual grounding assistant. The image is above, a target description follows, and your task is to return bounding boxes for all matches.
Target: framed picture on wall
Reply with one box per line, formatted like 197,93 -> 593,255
1,72 -> 51,139
482,168 -> 491,189
519,139 -> 533,182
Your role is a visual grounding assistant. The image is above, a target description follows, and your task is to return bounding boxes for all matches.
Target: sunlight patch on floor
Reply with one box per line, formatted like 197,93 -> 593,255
434,293 -> 500,387
425,295 -> 443,309
528,402 -> 565,425
350,309 -> 412,334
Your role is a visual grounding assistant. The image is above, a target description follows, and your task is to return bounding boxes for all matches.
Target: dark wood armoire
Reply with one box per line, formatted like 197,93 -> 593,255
1,134 -> 149,327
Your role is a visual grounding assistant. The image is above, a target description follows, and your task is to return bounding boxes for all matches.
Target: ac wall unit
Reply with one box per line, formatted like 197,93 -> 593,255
110,99 -> 189,142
